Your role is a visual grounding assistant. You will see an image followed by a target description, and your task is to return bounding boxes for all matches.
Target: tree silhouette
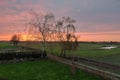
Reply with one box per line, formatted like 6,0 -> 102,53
28,11 -> 56,58
56,17 -> 78,57
27,11 -> 79,58
10,34 -> 20,46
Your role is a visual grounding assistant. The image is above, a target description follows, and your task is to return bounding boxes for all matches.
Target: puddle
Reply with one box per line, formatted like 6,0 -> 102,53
100,46 -> 117,50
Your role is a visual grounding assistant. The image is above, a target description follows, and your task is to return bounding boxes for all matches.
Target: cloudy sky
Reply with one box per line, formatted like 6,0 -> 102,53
0,0 -> 120,41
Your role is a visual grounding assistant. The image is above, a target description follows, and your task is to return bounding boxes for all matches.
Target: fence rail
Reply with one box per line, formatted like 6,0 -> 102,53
66,56 -> 120,72
48,54 -> 120,80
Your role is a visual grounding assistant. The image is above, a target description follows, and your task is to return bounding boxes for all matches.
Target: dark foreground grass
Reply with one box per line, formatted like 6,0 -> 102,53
0,60 -> 103,80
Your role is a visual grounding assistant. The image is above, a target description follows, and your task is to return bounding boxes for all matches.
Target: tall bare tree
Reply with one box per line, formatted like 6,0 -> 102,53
56,17 -> 78,57
55,17 -> 79,76
28,11 -> 56,58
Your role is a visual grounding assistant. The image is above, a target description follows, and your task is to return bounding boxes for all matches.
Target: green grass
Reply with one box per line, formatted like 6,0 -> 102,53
73,43 -> 120,65
0,42 -> 103,80
1,42 -> 120,65
19,42 -> 120,65
20,42 -> 120,57
89,53 -> 120,65
0,42 -> 15,49
0,60 -> 103,80
21,42 -> 120,56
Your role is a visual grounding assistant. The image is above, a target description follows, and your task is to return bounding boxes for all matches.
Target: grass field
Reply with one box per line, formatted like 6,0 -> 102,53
0,60 -> 103,80
0,42 -> 104,80
0,42 -> 15,49
0,42 -> 120,65
73,43 -> 120,65
0,42 -> 120,80
19,42 -> 120,65
20,42 -> 120,56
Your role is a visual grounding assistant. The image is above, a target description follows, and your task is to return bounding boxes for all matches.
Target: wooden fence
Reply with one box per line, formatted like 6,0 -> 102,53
66,57 -> 120,73
48,54 -> 120,80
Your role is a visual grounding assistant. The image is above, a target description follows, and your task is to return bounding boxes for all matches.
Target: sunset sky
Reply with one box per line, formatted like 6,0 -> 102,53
0,0 -> 120,41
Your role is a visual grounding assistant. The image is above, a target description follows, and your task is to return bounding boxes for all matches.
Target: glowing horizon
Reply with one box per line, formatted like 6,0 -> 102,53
1,31 -> 120,42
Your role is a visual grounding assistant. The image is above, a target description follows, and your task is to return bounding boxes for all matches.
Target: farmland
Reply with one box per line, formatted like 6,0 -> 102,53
0,41 -> 119,80
74,42 -> 120,65
1,41 -> 119,66
0,42 -> 104,80
0,42 -> 16,49
19,42 -> 120,65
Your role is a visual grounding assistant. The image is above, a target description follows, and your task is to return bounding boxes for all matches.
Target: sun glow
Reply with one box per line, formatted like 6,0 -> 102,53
20,35 -> 28,41
20,34 -> 39,41
1,31 -> 119,42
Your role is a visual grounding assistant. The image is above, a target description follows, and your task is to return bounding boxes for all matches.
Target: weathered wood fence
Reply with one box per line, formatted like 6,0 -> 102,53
66,57 -> 120,73
48,54 -> 120,80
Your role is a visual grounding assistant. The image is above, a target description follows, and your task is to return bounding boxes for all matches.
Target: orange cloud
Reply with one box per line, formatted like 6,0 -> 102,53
0,35 -> 11,41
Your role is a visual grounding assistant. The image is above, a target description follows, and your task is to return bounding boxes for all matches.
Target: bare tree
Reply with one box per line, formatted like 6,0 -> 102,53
28,11 -> 56,58
10,34 -> 20,46
56,17 -> 78,57
27,11 -> 79,58
55,17 -> 79,76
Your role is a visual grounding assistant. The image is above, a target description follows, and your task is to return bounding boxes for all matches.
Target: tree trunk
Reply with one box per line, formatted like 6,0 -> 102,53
60,44 -> 66,57
41,40 -> 46,59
